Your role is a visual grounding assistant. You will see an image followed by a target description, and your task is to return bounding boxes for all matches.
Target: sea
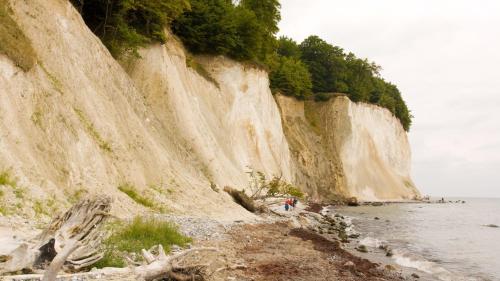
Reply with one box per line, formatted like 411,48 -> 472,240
335,198 -> 500,281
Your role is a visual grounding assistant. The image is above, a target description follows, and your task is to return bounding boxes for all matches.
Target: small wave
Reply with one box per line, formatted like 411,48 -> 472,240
359,236 -> 385,248
392,249 -> 463,281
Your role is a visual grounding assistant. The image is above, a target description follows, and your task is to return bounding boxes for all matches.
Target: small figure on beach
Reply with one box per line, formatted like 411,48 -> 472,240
293,197 -> 298,208
284,199 -> 289,211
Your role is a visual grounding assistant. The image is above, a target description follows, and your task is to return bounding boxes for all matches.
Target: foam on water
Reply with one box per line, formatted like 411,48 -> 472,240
359,236 -> 385,248
336,198 -> 500,281
391,249 -> 456,281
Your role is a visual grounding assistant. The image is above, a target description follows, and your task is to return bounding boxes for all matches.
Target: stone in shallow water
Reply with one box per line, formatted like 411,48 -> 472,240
485,224 -> 499,228
356,245 -> 368,253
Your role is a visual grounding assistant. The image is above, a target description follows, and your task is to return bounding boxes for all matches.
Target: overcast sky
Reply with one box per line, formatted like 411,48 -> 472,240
279,0 -> 500,198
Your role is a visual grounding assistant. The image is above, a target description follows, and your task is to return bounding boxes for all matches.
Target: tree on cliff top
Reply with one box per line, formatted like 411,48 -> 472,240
172,0 -> 281,65
299,35 -> 412,130
70,0 -> 190,57
69,0 -> 412,130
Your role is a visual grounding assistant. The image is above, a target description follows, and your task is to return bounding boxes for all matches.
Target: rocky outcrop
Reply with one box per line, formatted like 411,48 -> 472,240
277,95 -> 420,201
275,95 -> 346,201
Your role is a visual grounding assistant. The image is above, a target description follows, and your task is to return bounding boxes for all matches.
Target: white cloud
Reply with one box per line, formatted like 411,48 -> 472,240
279,0 -> 500,197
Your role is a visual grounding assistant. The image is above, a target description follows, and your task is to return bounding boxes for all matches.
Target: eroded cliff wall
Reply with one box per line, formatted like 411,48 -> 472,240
277,95 -> 420,201
0,0 -> 419,222
0,0 -> 291,220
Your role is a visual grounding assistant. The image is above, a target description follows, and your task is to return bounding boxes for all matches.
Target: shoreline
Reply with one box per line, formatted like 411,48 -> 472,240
184,200 -> 425,281
1,200 -> 437,280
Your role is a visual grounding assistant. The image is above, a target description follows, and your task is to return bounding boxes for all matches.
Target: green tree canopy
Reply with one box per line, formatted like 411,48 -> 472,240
270,57 -> 312,99
277,36 -> 301,59
172,0 -> 280,64
70,0 -> 190,57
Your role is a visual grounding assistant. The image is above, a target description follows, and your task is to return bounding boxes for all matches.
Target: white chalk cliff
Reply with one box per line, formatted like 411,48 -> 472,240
0,0 -> 419,220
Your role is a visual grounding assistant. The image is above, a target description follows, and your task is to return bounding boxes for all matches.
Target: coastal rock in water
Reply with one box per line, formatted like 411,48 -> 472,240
343,261 -> 355,268
411,273 -> 420,279
385,264 -> 397,271
371,202 -> 384,206
485,224 -> 499,228
356,245 -> 368,253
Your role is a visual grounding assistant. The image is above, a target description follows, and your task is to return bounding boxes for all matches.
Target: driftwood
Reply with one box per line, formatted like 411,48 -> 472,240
0,196 -> 112,274
2,246 -> 218,281
95,245 -> 218,280
1,196 -> 219,281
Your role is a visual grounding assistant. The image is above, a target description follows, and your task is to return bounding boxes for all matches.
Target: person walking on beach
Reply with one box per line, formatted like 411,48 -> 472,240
284,199 -> 289,211
293,197 -> 298,208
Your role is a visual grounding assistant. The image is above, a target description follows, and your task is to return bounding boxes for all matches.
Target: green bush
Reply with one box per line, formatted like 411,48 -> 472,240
265,176 -> 304,199
0,169 -> 16,188
94,217 -> 191,268
70,0 -> 190,58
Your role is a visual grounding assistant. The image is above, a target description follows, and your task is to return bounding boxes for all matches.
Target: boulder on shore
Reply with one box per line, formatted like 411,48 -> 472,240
347,197 -> 359,206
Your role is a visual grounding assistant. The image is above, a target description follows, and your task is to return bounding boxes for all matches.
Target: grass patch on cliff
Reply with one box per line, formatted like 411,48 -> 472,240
94,217 -> 191,268
185,55 -> 219,88
73,107 -> 113,152
118,183 -> 168,213
0,169 -> 17,188
0,0 -> 36,71
118,183 -> 155,208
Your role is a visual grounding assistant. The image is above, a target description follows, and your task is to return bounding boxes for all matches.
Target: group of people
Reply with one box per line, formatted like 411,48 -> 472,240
284,197 -> 298,211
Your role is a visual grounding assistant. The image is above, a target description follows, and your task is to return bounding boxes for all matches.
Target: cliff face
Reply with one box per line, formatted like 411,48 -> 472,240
277,95 -> 420,201
0,0 -> 291,220
0,0 -> 418,220
275,95 -> 346,201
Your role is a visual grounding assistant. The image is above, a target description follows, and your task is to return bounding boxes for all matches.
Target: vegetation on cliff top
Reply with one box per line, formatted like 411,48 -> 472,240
69,0 -> 412,130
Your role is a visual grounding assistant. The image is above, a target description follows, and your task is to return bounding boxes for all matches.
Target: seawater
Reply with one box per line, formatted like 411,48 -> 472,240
336,198 -> 500,281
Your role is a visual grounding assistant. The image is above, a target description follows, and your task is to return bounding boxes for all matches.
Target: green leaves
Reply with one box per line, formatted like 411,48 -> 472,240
172,0 -> 280,64
71,0 -> 190,58
298,35 -> 412,131
270,57 -> 312,99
